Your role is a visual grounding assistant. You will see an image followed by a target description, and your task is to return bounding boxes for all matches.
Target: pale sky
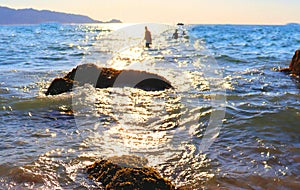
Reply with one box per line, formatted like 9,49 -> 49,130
0,0 -> 299,24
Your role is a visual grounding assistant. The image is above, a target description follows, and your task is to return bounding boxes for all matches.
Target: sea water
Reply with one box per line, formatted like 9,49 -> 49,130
0,23 -> 299,189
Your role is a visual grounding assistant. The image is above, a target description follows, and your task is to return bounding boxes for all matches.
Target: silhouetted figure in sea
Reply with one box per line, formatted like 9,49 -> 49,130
144,26 -> 152,48
172,29 -> 179,39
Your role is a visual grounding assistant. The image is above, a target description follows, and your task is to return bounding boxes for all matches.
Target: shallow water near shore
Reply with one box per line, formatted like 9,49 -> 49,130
0,23 -> 300,189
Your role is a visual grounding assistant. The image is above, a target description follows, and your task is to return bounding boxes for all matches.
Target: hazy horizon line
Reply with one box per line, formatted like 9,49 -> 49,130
1,5 -> 299,26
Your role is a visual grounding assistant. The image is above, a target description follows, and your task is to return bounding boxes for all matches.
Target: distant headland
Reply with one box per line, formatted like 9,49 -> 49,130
0,6 -> 122,25
286,23 -> 300,26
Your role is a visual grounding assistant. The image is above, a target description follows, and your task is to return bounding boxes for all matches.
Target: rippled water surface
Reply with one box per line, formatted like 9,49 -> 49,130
0,23 -> 300,189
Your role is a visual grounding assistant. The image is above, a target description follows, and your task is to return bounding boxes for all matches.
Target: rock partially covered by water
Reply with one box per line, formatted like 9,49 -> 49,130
46,63 -> 173,95
280,50 -> 300,76
289,50 -> 300,75
86,158 -> 175,189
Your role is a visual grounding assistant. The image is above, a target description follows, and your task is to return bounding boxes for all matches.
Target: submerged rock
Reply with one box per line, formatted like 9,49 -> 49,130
86,156 -> 175,189
279,50 -> 300,76
46,64 -> 173,95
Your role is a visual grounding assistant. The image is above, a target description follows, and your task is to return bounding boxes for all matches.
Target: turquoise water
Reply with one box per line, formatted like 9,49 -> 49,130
0,23 -> 299,189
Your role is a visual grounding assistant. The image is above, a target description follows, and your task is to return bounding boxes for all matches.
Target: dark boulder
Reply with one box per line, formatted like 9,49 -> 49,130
280,50 -> 300,76
46,64 -> 173,95
45,78 -> 74,96
86,158 -> 175,189
289,50 -> 300,76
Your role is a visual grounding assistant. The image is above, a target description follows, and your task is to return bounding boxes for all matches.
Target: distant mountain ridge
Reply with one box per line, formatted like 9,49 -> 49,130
0,6 -> 121,25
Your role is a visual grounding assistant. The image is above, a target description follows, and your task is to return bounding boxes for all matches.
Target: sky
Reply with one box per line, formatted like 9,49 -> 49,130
0,0 -> 299,24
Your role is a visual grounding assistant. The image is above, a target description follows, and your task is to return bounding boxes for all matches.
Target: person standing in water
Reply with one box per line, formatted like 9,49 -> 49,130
172,29 -> 179,39
144,26 -> 152,48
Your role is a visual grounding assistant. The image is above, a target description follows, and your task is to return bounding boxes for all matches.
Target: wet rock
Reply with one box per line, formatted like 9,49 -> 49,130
86,157 -> 175,189
280,50 -> 300,76
45,78 -> 73,96
289,50 -> 300,76
46,63 -> 173,95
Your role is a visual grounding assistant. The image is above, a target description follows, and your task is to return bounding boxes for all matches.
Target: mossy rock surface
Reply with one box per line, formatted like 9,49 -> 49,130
86,156 -> 175,190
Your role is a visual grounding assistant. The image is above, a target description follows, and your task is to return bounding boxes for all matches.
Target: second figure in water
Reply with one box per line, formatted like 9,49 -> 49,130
144,26 -> 152,48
